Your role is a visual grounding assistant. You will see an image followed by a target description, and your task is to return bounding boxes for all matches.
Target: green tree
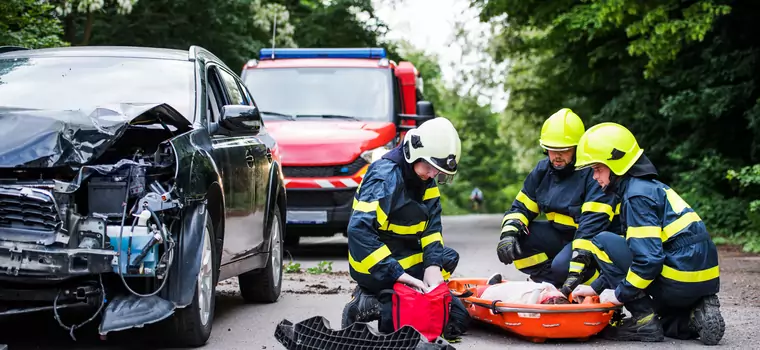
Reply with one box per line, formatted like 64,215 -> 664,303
0,0 -> 68,49
472,0 -> 760,251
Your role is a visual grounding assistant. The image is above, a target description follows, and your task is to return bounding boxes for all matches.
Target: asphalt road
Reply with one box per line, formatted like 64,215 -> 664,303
1,214 -> 758,349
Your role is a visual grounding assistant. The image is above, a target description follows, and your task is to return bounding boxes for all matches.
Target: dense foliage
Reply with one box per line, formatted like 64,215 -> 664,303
471,0 -> 760,251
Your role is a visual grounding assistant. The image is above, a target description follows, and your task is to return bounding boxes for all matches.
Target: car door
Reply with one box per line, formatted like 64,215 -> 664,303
207,67 -> 240,265
214,66 -> 266,261
237,79 -> 271,230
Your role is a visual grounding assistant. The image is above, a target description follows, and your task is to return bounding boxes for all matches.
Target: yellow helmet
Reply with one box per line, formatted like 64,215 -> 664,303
539,108 -> 586,151
575,122 -> 644,176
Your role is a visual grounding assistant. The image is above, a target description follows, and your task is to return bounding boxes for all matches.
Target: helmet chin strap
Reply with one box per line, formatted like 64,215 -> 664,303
602,173 -> 620,193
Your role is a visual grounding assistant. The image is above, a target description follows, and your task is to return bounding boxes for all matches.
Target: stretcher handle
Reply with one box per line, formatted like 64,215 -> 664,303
470,301 -> 621,314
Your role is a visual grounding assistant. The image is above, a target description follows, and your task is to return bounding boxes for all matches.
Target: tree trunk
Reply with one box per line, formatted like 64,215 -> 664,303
80,12 -> 94,46
63,14 -> 75,44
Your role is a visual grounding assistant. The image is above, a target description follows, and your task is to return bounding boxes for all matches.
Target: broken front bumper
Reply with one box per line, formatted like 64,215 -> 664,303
0,241 -> 115,280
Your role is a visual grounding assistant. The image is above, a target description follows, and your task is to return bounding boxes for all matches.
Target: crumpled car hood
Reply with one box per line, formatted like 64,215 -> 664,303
0,103 -> 190,168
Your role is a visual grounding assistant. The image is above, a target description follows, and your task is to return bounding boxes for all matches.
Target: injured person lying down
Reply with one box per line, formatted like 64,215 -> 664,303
479,274 -> 571,305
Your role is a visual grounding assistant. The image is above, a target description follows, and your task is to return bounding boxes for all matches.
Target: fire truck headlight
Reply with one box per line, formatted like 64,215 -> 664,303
361,146 -> 391,164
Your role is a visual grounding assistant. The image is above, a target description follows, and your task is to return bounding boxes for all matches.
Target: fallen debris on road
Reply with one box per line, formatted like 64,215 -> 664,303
275,315 -> 455,350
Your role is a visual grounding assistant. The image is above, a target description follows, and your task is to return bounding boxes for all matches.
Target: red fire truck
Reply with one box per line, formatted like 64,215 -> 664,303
240,47 -> 435,247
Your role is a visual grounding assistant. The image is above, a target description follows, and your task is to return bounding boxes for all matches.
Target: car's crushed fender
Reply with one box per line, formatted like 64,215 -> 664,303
163,201 -> 207,307
98,202 -> 207,334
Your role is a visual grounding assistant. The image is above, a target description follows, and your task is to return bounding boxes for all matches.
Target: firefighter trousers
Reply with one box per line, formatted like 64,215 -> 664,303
587,231 -> 717,340
513,221 -> 597,287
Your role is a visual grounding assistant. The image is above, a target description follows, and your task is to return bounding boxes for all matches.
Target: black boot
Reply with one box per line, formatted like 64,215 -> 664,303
601,296 -> 665,342
487,273 -> 503,285
341,286 -> 382,328
690,294 -> 725,345
443,296 -> 471,343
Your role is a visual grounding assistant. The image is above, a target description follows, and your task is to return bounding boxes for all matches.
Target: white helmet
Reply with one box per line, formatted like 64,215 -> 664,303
403,117 -> 462,184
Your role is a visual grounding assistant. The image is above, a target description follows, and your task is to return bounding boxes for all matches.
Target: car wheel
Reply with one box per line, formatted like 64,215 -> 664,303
165,211 -> 217,347
239,203 -> 283,303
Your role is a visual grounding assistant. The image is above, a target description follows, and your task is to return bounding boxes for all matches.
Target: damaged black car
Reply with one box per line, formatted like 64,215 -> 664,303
0,45 -> 287,347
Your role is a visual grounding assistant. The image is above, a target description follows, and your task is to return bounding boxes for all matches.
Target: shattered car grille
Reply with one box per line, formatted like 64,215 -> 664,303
0,186 -> 60,233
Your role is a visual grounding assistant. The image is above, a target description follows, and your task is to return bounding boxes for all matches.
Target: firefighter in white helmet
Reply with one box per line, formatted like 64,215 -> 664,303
342,117 -> 469,341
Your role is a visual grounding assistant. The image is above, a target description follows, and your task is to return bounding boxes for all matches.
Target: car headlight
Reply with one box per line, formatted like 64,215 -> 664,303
360,143 -> 393,163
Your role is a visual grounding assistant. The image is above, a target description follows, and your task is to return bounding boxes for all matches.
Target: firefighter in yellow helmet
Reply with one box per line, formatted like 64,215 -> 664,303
495,109 -> 622,297
569,122 -> 724,345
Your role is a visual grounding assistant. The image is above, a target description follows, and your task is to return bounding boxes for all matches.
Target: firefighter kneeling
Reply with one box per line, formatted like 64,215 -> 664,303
341,117 -> 470,342
571,122 -> 725,345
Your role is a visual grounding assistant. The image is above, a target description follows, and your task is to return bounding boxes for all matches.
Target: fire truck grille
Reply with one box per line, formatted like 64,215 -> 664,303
282,157 -> 368,178
287,189 -> 357,208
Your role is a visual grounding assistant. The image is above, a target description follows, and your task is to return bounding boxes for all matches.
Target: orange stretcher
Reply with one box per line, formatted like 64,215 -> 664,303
448,278 -> 621,343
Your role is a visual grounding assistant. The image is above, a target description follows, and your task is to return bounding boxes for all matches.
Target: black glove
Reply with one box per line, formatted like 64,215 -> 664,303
559,248 -> 595,297
496,219 -> 527,265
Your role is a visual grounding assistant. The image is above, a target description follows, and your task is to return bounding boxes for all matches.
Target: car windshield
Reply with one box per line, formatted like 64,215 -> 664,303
242,67 -> 392,122
0,55 -> 195,122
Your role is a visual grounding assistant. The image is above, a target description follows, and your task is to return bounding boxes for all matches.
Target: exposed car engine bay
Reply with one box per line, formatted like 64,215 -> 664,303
0,103 -> 194,339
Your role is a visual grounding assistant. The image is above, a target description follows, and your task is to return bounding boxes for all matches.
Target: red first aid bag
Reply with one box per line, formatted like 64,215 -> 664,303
390,282 -> 452,342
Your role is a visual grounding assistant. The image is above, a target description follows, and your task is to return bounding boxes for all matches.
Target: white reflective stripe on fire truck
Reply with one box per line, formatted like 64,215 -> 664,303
315,180 -> 335,188
340,179 -> 360,187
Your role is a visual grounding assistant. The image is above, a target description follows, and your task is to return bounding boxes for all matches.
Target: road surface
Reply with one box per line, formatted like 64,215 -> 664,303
1,214 -> 758,349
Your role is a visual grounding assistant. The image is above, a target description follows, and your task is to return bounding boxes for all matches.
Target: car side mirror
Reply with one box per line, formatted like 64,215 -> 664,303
416,100 -> 435,117
214,105 -> 262,135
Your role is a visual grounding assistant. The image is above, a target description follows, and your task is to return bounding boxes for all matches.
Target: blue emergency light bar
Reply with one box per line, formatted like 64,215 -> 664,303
259,48 -> 387,60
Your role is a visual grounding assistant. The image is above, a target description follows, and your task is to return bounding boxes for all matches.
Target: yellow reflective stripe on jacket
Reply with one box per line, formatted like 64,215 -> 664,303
662,212 -> 702,240
626,212 -> 702,241
664,188 -> 691,214
395,252 -> 452,279
503,212 -> 529,226
582,202 -> 615,221
569,261 -> 585,273
626,226 -> 661,240
348,245 -> 392,274
571,239 -> 612,264
516,191 -> 539,214
380,220 -> 427,235
583,269 -> 600,286
546,212 -> 578,228
661,265 -> 719,283
615,203 -> 620,215
398,253 -> 423,269
423,187 -> 440,201
514,252 -> 548,270
625,269 -> 653,289
421,232 -> 443,248
352,198 -> 389,227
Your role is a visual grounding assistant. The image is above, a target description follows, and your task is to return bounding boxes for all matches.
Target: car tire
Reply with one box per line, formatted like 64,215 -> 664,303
165,211 -> 218,347
239,203 -> 284,303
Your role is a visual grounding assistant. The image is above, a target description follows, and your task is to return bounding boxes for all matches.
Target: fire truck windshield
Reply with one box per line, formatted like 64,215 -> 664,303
242,67 -> 393,122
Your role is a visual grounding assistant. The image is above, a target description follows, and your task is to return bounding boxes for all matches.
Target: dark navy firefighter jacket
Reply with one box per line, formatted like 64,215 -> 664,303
611,155 -> 720,305
347,146 -> 450,292
501,158 -> 621,272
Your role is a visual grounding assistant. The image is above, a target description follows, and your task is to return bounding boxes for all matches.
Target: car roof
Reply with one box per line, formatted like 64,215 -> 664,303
0,46 -> 191,61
